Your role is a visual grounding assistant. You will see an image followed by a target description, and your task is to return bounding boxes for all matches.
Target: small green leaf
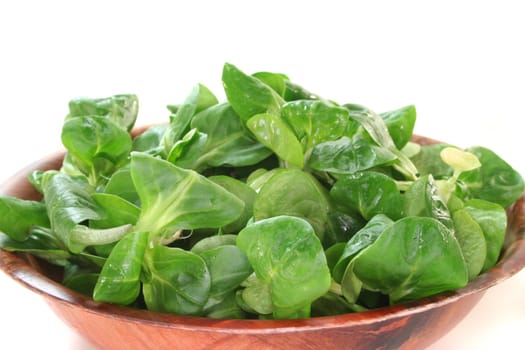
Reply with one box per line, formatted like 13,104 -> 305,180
247,113 -> 304,168
222,63 -> 284,121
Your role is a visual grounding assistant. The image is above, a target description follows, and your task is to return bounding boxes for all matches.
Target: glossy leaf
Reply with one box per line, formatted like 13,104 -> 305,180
0,196 -> 50,241
93,231 -> 148,305
199,245 -> 252,298
237,216 -> 331,319
0,230 -> 70,265
410,144 -> 453,178
346,108 -> 418,179
131,153 -> 244,241
332,214 -> 393,282
459,146 -> 525,208
330,172 -> 403,221
403,174 -> 453,229
280,100 -> 349,151
208,175 -> 256,233
103,169 -> 140,206
162,84 -> 218,155
142,246 -> 211,315
42,172 -> 102,253
190,234 -> 238,254
222,63 -> 284,122
351,217 -> 468,303
463,199 -> 507,272
247,113 -> 304,168
91,193 -> 140,229
451,209 -> 487,279
169,103 -> 272,171
67,94 -> 139,131
61,115 -> 132,186
309,135 -> 397,175
380,105 -> 416,149
253,169 -> 331,240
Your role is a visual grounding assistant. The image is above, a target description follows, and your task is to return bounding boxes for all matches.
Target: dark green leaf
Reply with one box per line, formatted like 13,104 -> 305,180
142,246 -> 211,315
237,216 -> 331,319
332,214 -> 393,282
93,231 -> 148,305
169,103 -> 272,171
460,146 -> 525,208
309,135 -> 397,175
0,196 -> 50,241
330,172 -> 403,221
351,217 -> 468,303
451,209 -> 487,279
380,105 -> 416,149
463,199 -> 507,272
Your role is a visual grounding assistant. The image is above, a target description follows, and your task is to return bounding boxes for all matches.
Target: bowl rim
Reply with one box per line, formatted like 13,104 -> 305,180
1,131 -> 524,334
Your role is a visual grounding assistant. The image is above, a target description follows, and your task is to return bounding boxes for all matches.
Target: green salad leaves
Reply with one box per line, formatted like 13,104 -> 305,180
1,63 -> 524,319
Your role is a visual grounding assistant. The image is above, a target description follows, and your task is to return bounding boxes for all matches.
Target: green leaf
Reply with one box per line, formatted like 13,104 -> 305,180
346,108 -> 418,179
208,175 -> 256,233
309,135 -> 397,175
93,231 -> 148,305
252,71 -> 288,97
222,63 -> 284,122
0,196 -> 50,241
380,105 -> 416,149
131,153 -> 244,241
332,214 -> 393,282
132,124 -> 168,155
103,169 -> 140,206
142,246 -> 211,315
0,230 -> 70,266
162,84 -> 219,155
67,94 -> 139,131
410,144 -> 453,178
281,100 -> 349,152
247,113 -> 304,168
190,234 -> 238,254
237,216 -> 331,319
459,146 -> 525,208
463,199 -> 507,272
330,172 -> 403,221
42,172 -> 102,253
351,217 -> 468,303
199,245 -> 253,298
61,115 -> 132,186
403,174 -> 453,230
91,193 -> 140,229
451,209 -> 487,279
169,103 -> 272,171
253,169 -> 331,241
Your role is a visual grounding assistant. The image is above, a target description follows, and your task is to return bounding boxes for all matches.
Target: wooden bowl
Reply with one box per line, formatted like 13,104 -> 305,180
1,134 -> 524,350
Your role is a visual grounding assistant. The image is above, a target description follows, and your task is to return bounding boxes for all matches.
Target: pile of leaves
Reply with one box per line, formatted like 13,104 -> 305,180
1,63 -> 523,320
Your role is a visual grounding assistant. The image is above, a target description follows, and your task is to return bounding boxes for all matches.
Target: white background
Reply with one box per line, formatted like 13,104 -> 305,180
1,1 -> 524,349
